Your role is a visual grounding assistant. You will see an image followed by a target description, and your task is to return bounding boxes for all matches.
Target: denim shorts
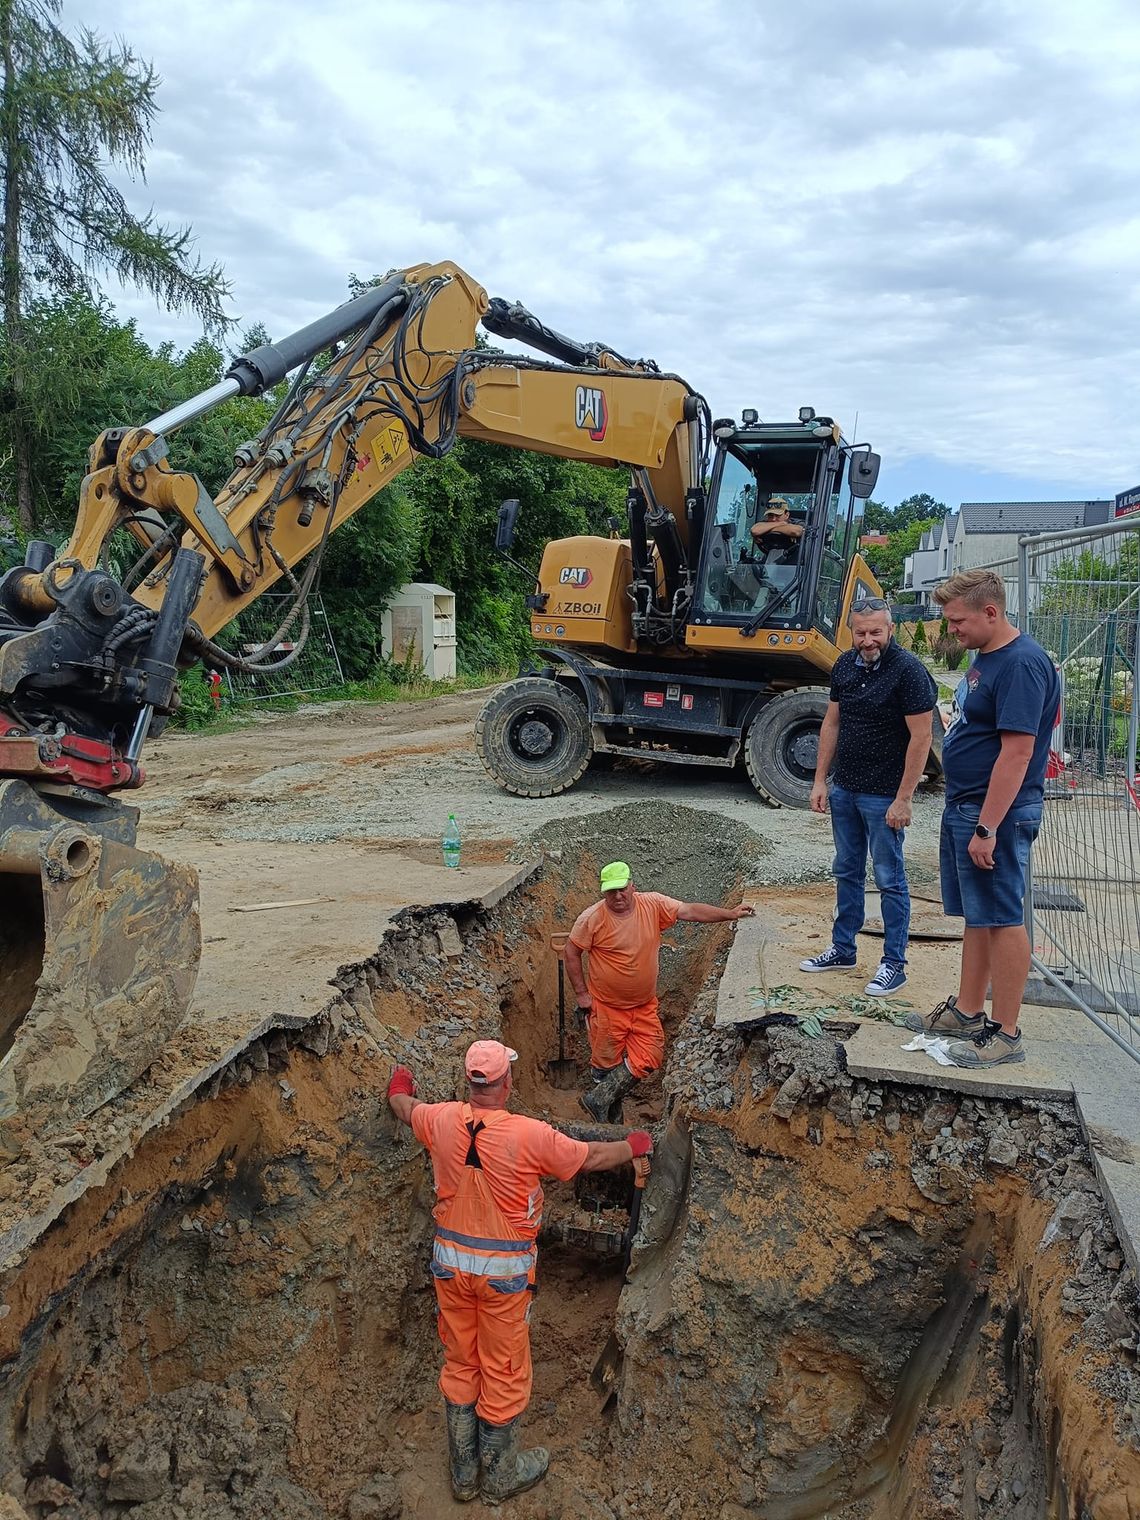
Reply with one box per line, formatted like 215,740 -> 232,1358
939,801 -> 1041,928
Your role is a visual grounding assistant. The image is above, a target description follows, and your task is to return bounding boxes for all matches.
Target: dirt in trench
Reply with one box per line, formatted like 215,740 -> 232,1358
1,806 -> 1139,1519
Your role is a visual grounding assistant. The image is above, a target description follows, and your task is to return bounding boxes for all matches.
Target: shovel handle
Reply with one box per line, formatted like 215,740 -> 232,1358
551,932 -> 568,956
633,1156 -> 650,1187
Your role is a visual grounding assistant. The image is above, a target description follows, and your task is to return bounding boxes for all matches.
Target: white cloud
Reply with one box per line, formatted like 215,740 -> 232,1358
75,0 -> 1140,494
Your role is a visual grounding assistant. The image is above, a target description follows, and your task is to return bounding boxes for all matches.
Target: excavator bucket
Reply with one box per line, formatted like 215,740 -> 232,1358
0,780 -> 200,1137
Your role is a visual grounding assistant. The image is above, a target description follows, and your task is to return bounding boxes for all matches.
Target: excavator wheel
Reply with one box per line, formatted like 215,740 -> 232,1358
476,676 -> 592,798
744,689 -> 829,809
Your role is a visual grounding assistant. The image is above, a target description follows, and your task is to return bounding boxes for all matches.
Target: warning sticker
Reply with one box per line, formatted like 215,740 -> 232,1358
374,423 -> 408,469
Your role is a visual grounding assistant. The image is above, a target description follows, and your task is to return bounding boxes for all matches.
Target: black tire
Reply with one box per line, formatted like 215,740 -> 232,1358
744,689 -> 829,808
476,677 -> 592,798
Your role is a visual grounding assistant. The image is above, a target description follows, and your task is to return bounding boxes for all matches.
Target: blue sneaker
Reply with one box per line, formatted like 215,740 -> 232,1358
799,946 -> 858,972
865,961 -> 907,997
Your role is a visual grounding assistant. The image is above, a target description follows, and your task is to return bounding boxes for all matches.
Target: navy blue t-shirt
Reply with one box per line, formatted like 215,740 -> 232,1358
942,633 -> 1060,808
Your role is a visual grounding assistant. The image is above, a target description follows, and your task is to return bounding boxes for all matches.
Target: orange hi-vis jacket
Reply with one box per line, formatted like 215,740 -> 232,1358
433,1109 -> 540,1282
413,1102 -> 589,1277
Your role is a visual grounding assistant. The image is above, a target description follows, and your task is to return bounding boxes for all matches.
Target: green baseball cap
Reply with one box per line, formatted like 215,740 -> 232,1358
600,861 -> 632,892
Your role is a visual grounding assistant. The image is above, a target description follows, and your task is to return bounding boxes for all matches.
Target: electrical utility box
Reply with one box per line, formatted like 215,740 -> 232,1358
380,583 -> 457,679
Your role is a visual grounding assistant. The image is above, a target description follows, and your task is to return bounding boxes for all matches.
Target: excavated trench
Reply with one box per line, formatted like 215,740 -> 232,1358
1,802 -> 1139,1520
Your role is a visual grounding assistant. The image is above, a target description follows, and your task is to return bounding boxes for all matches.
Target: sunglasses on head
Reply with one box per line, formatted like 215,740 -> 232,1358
853,597 -> 889,612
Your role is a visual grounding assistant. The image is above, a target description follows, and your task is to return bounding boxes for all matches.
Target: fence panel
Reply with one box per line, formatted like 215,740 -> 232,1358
220,592 -> 345,704
1004,522 -> 1140,1061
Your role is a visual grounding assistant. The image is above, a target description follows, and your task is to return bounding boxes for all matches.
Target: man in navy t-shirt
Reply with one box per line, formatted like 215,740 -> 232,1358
905,570 -> 1060,1067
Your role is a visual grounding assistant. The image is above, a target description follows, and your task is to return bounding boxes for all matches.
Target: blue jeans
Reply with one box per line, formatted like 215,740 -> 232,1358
830,784 -> 911,965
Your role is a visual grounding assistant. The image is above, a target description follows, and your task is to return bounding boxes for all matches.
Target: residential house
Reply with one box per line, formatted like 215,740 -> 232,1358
902,513 -> 959,597
903,501 -> 1111,597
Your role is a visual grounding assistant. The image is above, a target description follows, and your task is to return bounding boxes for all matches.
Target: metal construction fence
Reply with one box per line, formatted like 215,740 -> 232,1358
998,519 -> 1140,1063
220,592 -> 345,704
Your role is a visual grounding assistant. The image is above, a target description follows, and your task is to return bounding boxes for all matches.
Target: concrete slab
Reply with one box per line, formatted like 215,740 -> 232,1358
1086,1146 -> 1140,1281
724,885 -> 964,1028
183,839 -> 537,1030
843,1015 -> 1072,1101
729,883 -> 1140,1283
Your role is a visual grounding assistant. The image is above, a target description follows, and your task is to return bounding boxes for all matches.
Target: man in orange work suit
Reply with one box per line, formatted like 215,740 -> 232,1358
387,1039 -> 650,1504
566,861 -> 756,1123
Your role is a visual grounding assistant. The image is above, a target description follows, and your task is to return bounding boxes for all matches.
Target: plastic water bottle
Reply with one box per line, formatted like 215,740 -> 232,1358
442,814 -> 461,869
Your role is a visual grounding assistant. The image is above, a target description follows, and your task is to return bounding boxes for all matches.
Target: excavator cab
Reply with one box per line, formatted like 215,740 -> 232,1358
688,411 -> 882,655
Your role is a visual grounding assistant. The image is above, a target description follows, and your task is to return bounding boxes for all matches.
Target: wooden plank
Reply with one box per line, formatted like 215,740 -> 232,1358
230,897 -> 324,913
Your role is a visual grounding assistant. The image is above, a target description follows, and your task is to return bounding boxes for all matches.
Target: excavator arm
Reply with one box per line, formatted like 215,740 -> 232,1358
0,260 -> 706,1136
0,260 -> 704,787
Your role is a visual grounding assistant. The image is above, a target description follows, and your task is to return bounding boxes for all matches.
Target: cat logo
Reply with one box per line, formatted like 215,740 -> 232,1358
574,384 -> 608,441
559,566 -> 593,587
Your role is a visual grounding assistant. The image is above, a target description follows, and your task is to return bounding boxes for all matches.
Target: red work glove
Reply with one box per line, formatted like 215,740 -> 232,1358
387,1065 -> 416,1099
627,1130 -> 653,1158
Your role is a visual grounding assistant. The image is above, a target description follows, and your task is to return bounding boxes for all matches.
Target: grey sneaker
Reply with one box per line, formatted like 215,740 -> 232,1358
945,1020 -> 1025,1068
901,995 -> 986,1036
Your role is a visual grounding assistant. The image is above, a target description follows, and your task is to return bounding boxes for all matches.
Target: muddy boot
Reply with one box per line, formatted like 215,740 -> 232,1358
478,1415 -> 549,1504
444,1400 -> 479,1502
607,1073 -> 638,1124
580,1062 -> 635,1124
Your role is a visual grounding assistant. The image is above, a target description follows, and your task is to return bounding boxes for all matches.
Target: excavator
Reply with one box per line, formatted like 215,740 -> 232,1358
0,259 -> 887,1136
476,403 -> 885,805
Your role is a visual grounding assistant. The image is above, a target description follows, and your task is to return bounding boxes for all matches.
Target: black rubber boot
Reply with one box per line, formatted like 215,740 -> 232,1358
444,1400 -> 479,1502
580,1062 -> 636,1123
478,1415 -> 550,1504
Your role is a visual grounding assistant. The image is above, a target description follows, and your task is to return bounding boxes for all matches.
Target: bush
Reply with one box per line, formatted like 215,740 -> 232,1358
932,633 -> 966,670
910,619 -> 928,653
171,665 -> 222,729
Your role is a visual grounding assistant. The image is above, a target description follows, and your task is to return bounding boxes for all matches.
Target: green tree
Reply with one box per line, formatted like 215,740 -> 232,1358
861,498 -> 891,532
891,493 -> 948,529
0,0 -> 229,528
399,438 -> 627,673
861,516 -> 942,593
1,289 -> 271,539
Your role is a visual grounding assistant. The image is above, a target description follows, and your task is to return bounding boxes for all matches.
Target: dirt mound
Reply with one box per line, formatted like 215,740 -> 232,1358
523,799 -> 770,907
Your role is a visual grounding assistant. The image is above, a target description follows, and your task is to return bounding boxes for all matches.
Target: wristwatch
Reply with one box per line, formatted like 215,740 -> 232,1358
974,824 -> 995,839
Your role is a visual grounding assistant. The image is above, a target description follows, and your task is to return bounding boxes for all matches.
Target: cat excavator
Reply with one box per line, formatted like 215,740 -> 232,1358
0,259 -> 886,1135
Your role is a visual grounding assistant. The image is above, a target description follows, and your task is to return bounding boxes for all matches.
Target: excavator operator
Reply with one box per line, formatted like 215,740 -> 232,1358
749,494 -> 805,592
387,1040 -> 651,1504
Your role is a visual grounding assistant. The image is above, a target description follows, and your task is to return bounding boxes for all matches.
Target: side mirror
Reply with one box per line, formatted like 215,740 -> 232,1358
848,451 -> 881,500
495,498 -> 520,551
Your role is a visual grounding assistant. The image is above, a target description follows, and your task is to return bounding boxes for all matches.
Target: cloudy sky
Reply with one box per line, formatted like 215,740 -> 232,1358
76,0 -> 1140,509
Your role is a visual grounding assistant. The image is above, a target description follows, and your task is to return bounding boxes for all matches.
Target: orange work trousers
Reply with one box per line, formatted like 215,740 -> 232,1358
434,1270 -> 533,1424
586,995 -> 664,1079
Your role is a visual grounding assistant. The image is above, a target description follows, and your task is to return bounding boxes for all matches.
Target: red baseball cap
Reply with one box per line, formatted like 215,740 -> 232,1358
465,1040 -> 518,1084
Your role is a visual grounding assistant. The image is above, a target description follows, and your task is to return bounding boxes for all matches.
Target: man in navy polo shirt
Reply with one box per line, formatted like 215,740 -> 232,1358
905,570 -> 1060,1067
802,598 -> 937,995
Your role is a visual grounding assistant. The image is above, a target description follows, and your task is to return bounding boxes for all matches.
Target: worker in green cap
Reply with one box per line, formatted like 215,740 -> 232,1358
565,862 -> 755,1121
